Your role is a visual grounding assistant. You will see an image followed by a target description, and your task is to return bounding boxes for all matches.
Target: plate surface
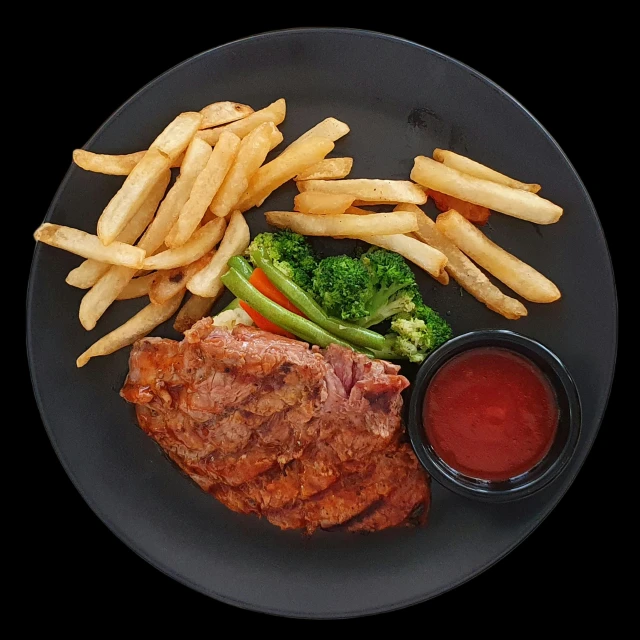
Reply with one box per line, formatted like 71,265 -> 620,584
27,29 -> 616,618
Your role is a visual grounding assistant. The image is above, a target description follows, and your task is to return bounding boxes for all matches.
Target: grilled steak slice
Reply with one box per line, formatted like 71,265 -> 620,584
122,321 -> 430,534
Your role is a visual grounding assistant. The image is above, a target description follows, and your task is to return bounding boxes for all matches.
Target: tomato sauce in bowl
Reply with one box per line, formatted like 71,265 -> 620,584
423,348 -> 558,482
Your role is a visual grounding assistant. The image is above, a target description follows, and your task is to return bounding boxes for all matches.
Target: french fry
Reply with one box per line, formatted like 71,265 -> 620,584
295,157 -> 353,181
137,137 -> 212,253
79,266 -> 136,330
208,123 -> 275,219
289,118 -> 350,148
397,204 -> 527,319
142,218 -> 226,270
296,179 -> 427,205
200,101 -> 254,129
149,252 -> 213,305
428,189 -> 490,225
187,211 -> 250,297
344,206 -> 372,215
294,192 -> 355,215
412,156 -> 562,224
165,131 -> 241,246
34,224 -> 146,268
76,291 -> 185,367
435,209 -> 560,303
197,99 -> 286,145
433,149 -> 541,193
237,137 -> 335,211
116,273 -> 156,300
72,150 -> 182,175
65,171 -> 170,288
265,210 -> 418,236
173,294 -> 219,333
349,231 -> 447,279
97,113 -> 202,245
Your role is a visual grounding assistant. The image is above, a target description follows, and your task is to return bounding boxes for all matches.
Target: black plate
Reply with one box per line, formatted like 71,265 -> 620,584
27,29 -> 617,618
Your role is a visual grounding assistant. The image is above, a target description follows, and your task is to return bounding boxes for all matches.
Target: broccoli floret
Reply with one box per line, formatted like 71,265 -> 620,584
413,301 -> 452,349
353,248 -> 419,327
247,231 -> 317,289
312,255 -> 372,320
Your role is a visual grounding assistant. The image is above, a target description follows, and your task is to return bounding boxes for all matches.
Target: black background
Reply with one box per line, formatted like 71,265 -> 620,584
24,19 -> 618,622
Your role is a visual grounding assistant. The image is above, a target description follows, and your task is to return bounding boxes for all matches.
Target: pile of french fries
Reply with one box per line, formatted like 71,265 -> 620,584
269,148 -> 562,319
35,95 -> 564,368
35,99 -> 352,367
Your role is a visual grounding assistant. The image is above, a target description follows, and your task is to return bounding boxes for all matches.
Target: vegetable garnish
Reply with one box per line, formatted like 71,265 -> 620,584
239,301 -> 295,338
249,268 -> 305,317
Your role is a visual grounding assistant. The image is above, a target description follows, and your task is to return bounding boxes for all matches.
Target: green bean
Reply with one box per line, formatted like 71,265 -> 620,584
221,268 -> 370,354
227,255 -> 254,279
250,250 -> 386,350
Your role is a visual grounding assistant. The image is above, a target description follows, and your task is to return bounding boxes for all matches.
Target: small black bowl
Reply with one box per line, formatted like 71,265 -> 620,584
407,330 -> 581,502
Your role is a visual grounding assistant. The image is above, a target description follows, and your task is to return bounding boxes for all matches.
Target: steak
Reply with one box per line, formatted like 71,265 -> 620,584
121,320 -> 430,534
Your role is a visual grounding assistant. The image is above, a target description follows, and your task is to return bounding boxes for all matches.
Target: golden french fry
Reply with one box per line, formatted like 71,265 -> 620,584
349,232 -> 447,279
265,210 -> 418,236
293,192 -> 355,214
295,157 -> 353,181
166,131 -> 241,246
435,209 -> 560,303
66,171 -> 170,289
116,273 -> 156,300
150,112 -> 202,161
79,266 -> 136,330
433,149 -> 541,193
72,150 -> 182,175
397,204 -> 527,319
208,123 -> 275,219
296,179 -> 427,205
187,211 -> 250,297
76,291 -> 185,367
173,293 -> 220,333
412,156 -> 562,224
137,137 -> 212,253
200,101 -> 254,129
268,126 -> 284,151
149,251 -> 213,305
344,206 -> 372,215
289,118 -> 350,148
142,218 -> 226,270
34,224 -> 145,268
237,138 -> 335,211
97,113 -> 202,245
197,99 -> 286,145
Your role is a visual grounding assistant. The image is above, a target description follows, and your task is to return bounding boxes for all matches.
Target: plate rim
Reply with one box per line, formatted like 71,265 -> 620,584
26,27 -> 618,618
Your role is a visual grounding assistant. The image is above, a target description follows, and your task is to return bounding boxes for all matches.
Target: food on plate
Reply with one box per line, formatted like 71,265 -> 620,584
293,191 -> 355,215
72,150 -> 184,176
295,157 -> 353,181
435,210 -> 561,303
66,171 -> 171,288
288,117 -> 350,149
197,98 -> 286,145
165,130 -> 241,246
238,137 -> 335,211
265,210 -> 419,236
423,347 -> 558,480
344,206 -> 372,215
98,113 -> 202,245
137,137 -> 212,253
149,252 -> 213,305
116,273 -> 156,300
76,291 -> 185,367
142,218 -> 227,270
121,322 -> 430,533
411,156 -> 562,224
210,305 -> 254,330
199,101 -> 254,129
297,178 -> 427,205
187,211 -> 251,297
345,232 -> 447,280
173,294 -> 220,333
433,149 -> 541,193
427,189 -> 491,225
207,123 -> 275,220
401,204 -> 528,319
33,224 -> 147,268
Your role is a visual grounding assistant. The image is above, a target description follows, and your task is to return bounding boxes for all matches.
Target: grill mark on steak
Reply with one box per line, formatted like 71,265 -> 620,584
121,321 -> 430,534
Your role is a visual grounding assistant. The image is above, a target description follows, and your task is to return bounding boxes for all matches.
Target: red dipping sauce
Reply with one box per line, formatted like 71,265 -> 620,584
423,347 -> 558,482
